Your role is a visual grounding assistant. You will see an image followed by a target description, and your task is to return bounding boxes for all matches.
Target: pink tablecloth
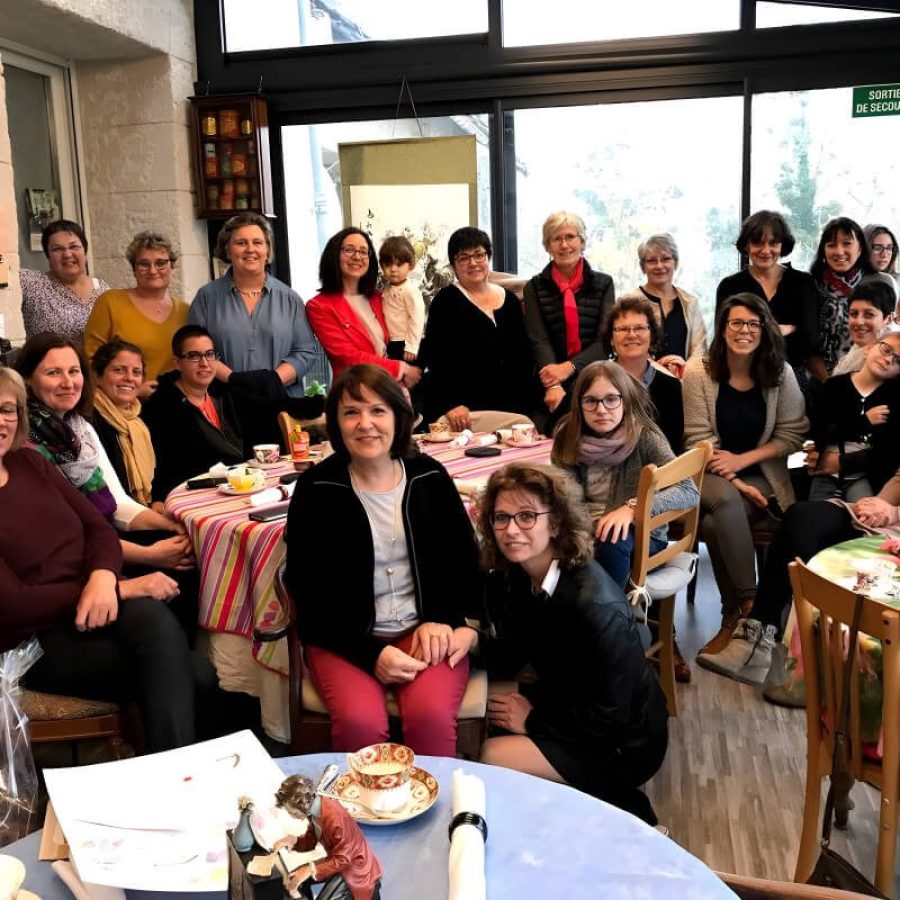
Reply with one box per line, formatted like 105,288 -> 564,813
166,437 -> 554,676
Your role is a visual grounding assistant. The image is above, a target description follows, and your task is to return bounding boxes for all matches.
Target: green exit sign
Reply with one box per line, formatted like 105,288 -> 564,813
853,84 -> 900,117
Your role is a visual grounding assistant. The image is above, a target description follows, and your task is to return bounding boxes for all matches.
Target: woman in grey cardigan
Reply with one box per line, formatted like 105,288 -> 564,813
682,293 -> 808,663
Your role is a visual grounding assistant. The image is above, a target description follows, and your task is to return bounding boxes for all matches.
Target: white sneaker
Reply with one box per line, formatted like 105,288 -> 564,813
696,619 -> 775,685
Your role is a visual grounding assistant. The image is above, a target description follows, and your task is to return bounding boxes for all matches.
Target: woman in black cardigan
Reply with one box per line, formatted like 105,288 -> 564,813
285,364 -> 482,756
524,211 -> 615,428
464,462 -> 668,825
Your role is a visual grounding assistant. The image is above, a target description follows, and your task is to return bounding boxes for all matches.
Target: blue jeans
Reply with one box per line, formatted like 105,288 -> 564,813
594,527 -> 668,591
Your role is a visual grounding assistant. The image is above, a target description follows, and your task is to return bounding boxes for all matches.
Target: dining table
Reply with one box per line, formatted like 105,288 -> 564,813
5,752 -> 737,899
164,437 -> 554,743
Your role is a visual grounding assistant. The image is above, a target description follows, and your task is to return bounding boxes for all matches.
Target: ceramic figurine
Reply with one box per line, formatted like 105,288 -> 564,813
273,774 -> 383,900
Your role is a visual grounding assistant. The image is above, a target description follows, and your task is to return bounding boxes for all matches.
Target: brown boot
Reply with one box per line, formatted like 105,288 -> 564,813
698,600 -> 753,656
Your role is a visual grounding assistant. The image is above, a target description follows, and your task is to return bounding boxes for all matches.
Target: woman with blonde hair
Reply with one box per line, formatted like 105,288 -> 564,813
463,462 -> 668,824
84,231 -> 189,396
524,211 -> 615,424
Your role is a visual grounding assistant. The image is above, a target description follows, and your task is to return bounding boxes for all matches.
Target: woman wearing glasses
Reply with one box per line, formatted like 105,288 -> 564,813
864,223 -> 900,296
715,211 -> 819,392
285,365 -> 481,756
0,367 -> 196,752
602,296 -> 684,452
307,227 -> 421,389
419,227 -> 536,431
84,231 -> 189,397
523,212 -> 614,426
467,462 -> 668,824
682,293 -> 807,661
618,233 -> 707,377
21,219 -> 110,344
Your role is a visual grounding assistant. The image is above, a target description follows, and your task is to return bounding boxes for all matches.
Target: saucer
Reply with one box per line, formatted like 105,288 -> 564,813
329,766 -> 439,826
218,482 -> 269,496
248,457 -> 288,470
504,438 -> 539,448
423,432 -> 453,443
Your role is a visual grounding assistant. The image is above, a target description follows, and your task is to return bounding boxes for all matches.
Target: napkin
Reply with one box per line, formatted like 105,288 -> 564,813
448,769 -> 486,900
451,429 -> 475,448
249,481 -> 296,507
208,462 -> 230,476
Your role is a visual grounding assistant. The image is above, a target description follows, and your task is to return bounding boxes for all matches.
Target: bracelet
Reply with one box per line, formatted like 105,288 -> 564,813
449,811 -> 488,844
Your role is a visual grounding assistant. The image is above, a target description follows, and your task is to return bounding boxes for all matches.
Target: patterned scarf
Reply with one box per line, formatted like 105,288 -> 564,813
819,263 -> 864,371
576,428 -> 638,467
93,390 -> 156,505
27,399 -> 117,519
551,259 -> 585,358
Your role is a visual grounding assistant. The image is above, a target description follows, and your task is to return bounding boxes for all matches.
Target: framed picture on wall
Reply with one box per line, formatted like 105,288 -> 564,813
25,187 -> 61,252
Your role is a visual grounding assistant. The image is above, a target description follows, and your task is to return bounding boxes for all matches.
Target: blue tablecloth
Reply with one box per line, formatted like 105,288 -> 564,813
8,753 -> 735,899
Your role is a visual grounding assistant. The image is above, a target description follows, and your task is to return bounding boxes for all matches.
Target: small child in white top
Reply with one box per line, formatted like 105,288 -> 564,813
378,235 -> 425,363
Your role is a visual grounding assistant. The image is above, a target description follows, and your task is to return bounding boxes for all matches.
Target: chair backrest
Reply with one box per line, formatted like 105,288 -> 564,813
278,411 -> 328,454
629,439 -> 712,588
788,559 -> 900,780
717,869 -> 881,898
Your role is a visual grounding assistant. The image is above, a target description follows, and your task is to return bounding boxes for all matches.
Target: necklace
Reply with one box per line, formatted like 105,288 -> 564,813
236,286 -> 263,298
350,461 -> 404,619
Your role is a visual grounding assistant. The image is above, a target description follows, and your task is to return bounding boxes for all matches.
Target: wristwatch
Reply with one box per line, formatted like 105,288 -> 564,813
625,497 -> 637,510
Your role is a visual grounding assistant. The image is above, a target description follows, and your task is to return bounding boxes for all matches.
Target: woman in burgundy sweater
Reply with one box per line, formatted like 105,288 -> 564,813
0,366 -> 195,751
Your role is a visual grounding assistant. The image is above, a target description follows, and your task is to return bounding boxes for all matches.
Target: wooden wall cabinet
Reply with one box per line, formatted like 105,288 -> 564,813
189,94 -> 274,219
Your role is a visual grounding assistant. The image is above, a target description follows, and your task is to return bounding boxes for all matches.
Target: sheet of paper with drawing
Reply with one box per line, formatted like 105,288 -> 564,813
43,730 -> 285,892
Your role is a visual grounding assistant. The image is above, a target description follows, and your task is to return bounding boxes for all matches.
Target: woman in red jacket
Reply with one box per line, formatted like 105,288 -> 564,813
306,228 -> 421,392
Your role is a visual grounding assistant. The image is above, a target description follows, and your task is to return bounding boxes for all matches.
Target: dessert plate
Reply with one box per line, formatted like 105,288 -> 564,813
329,767 -> 439,826
218,483 -> 269,496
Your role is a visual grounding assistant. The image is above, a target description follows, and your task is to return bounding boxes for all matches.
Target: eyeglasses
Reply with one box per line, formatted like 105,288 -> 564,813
135,259 -> 172,270
581,393 -> 623,412
177,350 -> 219,363
643,256 -> 674,266
549,232 -> 581,245
876,341 -> 900,365
341,246 -> 370,259
48,242 -> 83,254
455,250 -> 488,265
872,244 -> 896,255
0,404 -> 19,420
612,325 -> 650,335
726,319 -> 763,333
489,510 -> 550,530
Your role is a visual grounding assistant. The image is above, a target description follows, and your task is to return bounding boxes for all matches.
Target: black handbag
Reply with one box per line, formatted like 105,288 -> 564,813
806,592 -> 889,898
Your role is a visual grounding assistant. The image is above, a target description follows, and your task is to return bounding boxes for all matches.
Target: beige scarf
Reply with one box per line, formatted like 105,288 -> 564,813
93,390 -> 156,505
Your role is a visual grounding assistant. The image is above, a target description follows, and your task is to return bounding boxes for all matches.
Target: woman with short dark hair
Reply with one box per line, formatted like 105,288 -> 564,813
467,462 -> 668,825
716,210 -> 819,391
419,227 -> 536,430
284,364 -> 482,756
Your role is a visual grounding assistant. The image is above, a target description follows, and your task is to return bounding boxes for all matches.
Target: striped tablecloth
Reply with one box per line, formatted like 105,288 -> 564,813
165,437 -> 553,683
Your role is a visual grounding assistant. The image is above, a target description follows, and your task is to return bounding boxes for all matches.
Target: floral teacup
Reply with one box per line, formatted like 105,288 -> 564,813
346,742 -> 415,813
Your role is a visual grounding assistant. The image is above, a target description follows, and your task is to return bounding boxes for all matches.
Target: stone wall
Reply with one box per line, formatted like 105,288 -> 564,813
0,0 -> 208,343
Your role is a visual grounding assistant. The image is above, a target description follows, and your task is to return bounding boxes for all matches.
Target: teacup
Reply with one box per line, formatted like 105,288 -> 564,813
253,443 -> 281,465
510,423 -> 536,444
226,465 -> 265,493
346,742 -> 415,813
495,428 -> 513,443
0,855 -> 25,900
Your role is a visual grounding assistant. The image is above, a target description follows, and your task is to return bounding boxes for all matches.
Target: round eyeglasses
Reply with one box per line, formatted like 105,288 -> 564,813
489,510 -> 550,530
581,393 -> 623,412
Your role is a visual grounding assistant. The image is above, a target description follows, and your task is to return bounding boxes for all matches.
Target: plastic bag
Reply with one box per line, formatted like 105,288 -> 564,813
0,638 -> 43,847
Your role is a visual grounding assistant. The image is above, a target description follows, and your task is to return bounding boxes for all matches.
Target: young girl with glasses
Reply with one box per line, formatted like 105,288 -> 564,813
551,360 -> 698,593
682,292 -> 808,667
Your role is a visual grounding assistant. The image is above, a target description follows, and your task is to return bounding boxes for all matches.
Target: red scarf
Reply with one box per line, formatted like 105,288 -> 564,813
551,259 -> 584,358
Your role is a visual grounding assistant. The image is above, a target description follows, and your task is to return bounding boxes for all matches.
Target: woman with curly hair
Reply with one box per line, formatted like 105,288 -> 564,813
683,293 -> 808,661
464,462 -> 668,825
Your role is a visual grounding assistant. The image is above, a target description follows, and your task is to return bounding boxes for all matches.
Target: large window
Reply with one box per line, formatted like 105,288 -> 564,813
223,0 -> 488,52
751,88 -> 900,271
756,2 -> 898,28
502,0 -> 738,46
514,97 -> 743,330
282,115 -> 490,301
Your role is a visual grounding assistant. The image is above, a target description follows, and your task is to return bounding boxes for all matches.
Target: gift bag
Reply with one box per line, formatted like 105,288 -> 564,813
0,638 -> 43,846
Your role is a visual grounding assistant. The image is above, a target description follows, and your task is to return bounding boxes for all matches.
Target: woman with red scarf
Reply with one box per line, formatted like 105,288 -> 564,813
524,211 -> 615,429
809,216 -> 876,380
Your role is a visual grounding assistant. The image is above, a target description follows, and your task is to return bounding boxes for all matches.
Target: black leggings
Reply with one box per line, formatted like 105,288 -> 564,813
25,597 -> 196,751
750,501 -> 857,636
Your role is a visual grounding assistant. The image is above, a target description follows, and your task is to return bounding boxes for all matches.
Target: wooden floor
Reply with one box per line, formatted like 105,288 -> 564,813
647,545 -> 900,896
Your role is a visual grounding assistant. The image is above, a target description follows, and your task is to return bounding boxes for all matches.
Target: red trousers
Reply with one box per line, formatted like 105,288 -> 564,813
305,632 -> 469,756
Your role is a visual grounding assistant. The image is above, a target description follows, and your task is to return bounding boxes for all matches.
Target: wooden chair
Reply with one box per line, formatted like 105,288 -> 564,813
717,870 -> 880,899
23,689 -> 129,763
788,559 -> 900,895
277,411 -> 328,453
254,571 -> 488,759
629,440 -> 711,716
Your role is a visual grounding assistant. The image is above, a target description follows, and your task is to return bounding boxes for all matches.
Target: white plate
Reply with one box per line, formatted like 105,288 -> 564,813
423,432 -> 453,443
329,767 -> 439,826
217,482 -> 269,496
